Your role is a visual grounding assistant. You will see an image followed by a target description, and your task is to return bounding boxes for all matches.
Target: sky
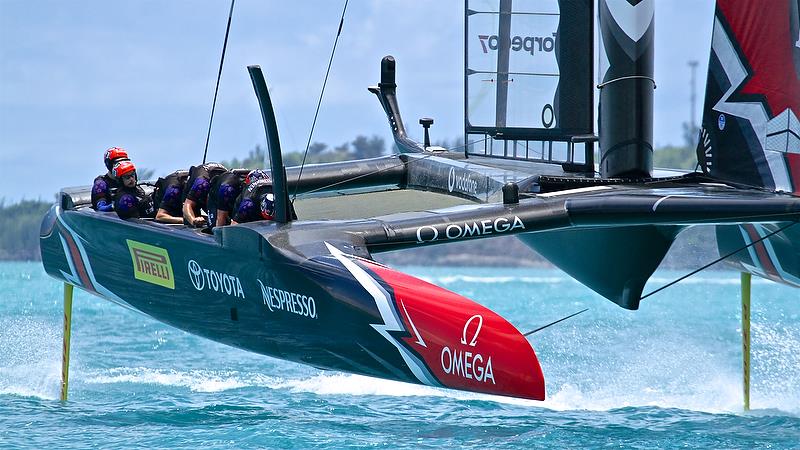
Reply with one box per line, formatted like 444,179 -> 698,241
0,0 -> 714,203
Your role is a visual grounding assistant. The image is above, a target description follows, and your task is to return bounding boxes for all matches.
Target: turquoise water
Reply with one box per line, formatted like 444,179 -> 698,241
1,261 -> 798,449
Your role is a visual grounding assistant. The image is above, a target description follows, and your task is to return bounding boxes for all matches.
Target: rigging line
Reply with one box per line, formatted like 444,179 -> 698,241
523,308 -> 588,337
292,0 -> 349,201
202,0 -> 236,165
295,136 -> 490,197
640,221 -> 798,300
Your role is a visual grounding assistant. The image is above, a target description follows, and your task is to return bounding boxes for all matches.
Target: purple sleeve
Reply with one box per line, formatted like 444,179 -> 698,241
92,178 -> 109,197
160,185 -> 182,212
91,178 -> 111,209
217,183 -> 239,212
115,193 -> 139,219
186,177 -> 210,203
233,198 -> 256,222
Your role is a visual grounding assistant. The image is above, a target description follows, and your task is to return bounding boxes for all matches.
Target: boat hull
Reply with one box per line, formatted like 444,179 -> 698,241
40,205 -> 545,400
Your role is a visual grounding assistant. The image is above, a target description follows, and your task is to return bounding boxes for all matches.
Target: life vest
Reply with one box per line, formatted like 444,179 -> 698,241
113,186 -> 155,220
182,163 -> 228,210
153,170 -> 189,217
207,171 -> 245,230
91,173 -> 122,210
233,179 -> 274,223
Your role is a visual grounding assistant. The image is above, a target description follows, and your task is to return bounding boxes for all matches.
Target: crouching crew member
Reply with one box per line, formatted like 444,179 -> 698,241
182,162 -> 228,228
92,147 -> 130,211
153,170 -> 189,224
208,169 -> 269,230
231,176 -> 276,224
112,161 -> 155,220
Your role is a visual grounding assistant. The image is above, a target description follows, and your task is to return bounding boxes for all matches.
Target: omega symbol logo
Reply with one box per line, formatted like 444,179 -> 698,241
461,314 -> 483,347
188,259 -> 204,290
447,167 -> 456,192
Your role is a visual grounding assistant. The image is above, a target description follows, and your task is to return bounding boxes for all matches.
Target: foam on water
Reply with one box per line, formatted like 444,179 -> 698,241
538,317 -> 800,416
0,317 -> 62,400
75,361 -> 799,417
750,321 -> 800,415
85,367 -> 282,393
276,373 -> 450,397
270,372 -> 546,407
542,375 -> 745,414
418,274 -> 773,287
433,275 -> 571,285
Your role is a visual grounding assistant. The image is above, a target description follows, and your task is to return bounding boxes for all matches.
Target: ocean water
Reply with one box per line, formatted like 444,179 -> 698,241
1,261 -> 798,449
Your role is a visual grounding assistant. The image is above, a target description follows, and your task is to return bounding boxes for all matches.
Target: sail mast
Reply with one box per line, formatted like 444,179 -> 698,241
494,0 -> 512,129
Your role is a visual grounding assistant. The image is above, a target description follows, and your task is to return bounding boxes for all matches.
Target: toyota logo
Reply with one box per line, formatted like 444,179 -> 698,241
188,259 -> 204,290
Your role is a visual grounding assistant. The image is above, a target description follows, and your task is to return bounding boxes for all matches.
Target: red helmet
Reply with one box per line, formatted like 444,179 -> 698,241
112,160 -> 137,179
104,147 -> 129,170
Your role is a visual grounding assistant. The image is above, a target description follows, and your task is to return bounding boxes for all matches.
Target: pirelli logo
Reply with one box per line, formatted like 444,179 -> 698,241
126,240 -> 175,289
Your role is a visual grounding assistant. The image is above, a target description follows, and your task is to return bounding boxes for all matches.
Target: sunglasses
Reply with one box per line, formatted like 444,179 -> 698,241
121,173 -> 137,180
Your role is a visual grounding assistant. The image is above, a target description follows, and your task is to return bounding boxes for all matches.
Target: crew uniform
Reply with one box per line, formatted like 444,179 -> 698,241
111,161 -> 155,220
206,170 -> 245,230
232,178 -> 276,224
153,170 -> 189,223
91,147 -> 130,211
182,162 -> 228,227
208,169 -> 270,229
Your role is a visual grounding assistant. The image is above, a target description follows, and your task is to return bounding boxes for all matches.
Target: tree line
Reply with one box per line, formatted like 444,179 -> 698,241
0,199 -> 54,260
223,135 -> 391,169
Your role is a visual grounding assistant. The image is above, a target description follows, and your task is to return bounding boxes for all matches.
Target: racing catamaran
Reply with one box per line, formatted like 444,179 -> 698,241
41,0 -> 800,405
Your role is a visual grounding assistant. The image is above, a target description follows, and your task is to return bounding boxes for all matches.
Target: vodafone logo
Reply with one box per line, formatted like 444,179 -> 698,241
448,167 -> 455,192
447,167 -> 478,194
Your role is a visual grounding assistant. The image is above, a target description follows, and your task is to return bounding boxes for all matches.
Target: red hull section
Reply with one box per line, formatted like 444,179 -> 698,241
787,153 -> 800,195
365,262 -> 545,400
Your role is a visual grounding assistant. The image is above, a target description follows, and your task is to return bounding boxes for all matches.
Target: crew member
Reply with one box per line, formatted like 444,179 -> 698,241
91,147 -> 130,211
231,176 -> 275,224
182,162 -> 228,228
208,169 -> 269,229
153,170 -> 189,224
112,161 -> 155,220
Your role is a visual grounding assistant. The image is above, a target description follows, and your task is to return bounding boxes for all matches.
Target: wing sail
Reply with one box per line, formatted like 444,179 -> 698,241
696,0 -> 800,193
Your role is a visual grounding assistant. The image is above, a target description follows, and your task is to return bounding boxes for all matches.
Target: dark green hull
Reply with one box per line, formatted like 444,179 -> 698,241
40,204 -> 546,400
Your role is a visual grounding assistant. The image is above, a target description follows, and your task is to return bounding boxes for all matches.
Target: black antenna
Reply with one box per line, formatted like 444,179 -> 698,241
202,0 -> 236,164
248,65 -> 291,223
293,0 -> 349,200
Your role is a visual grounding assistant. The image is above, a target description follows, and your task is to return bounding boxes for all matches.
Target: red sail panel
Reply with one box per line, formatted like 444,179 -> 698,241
717,0 -> 800,118
698,0 -> 800,191
787,153 -> 800,194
